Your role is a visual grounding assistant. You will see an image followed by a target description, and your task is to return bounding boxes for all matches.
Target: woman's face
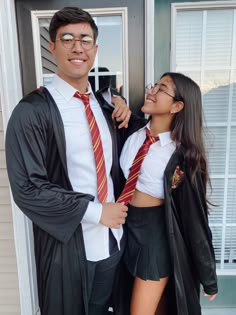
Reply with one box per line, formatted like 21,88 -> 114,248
141,75 -> 178,116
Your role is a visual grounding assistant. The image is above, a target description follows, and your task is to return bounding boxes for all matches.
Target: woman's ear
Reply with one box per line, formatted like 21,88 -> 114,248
170,101 -> 184,114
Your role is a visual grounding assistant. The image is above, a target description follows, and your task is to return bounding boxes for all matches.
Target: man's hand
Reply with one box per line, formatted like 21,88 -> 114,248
111,95 -> 131,129
100,202 -> 128,229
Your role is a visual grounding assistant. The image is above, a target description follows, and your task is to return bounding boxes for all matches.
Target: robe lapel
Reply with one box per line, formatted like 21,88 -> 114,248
42,87 -> 71,185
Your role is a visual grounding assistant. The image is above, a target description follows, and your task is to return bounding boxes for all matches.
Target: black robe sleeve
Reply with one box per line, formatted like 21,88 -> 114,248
5,98 -> 93,244
177,167 -> 218,295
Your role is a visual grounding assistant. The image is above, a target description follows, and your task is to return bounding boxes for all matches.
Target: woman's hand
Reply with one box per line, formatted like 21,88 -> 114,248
203,291 -> 217,301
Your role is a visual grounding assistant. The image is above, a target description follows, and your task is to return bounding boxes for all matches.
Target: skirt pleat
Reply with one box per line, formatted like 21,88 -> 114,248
125,204 -> 171,281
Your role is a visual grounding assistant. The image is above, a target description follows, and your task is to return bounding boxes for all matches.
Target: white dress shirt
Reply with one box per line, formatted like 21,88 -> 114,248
120,122 -> 176,199
46,75 -> 123,261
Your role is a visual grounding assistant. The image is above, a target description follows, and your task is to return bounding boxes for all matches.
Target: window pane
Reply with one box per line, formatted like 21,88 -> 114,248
205,10 -> 233,68
176,11 -> 203,69
203,70 -> 230,123
229,127 -> 236,174
205,127 -> 227,174
227,179 -> 236,225
225,226 -> 236,265
174,6 -> 236,272
211,226 -> 222,263
208,178 -> 224,224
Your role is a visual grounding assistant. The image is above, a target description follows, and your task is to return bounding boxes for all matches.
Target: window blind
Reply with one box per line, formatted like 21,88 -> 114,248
174,7 -> 236,272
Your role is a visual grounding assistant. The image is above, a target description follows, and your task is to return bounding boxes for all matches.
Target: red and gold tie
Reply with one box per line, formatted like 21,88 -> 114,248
74,91 -> 108,202
117,128 -> 159,205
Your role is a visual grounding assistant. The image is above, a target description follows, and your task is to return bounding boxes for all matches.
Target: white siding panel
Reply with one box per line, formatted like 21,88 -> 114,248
0,304 -> 21,314
0,223 -> 14,239
0,273 -> 19,289
0,112 -> 3,131
0,289 -> 19,305
0,205 -> 13,222
0,132 -> 4,150
0,187 -> 11,204
0,168 -> 8,186
0,256 -> 18,272
0,150 -> 6,168
0,240 -> 16,256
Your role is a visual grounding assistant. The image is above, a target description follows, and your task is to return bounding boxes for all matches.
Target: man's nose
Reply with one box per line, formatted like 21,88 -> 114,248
72,40 -> 84,52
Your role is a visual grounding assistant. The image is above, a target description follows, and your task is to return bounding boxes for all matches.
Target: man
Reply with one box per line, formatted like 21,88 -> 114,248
5,7 -> 140,315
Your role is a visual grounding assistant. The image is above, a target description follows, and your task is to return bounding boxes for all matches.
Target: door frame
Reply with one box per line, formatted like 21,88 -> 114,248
0,0 -> 154,313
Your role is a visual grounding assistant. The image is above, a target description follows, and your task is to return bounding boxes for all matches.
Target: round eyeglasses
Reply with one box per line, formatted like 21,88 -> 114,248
146,83 -> 180,101
55,33 -> 94,50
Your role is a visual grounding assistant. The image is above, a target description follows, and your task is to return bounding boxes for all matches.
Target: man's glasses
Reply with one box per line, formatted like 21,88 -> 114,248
55,33 -> 94,50
146,83 -> 180,101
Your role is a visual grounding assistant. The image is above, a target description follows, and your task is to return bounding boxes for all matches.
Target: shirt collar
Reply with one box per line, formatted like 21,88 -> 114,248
140,121 -> 173,147
51,74 -> 95,102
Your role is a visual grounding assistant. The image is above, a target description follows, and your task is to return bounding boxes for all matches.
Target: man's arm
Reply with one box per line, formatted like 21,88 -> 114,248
5,100 -> 95,243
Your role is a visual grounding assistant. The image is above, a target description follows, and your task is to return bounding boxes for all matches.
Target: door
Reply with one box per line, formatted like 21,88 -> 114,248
13,0 -> 153,313
15,0 -> 147,115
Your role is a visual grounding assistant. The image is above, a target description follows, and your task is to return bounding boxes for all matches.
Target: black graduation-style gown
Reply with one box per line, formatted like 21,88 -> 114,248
163,147 -> 218,315
5,87 -> 145,315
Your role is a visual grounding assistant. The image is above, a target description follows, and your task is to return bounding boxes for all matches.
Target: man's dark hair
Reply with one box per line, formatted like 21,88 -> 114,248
49,7 -> 98,42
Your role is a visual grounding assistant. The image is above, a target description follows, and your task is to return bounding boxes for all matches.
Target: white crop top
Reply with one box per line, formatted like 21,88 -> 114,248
120,123 -> 176,199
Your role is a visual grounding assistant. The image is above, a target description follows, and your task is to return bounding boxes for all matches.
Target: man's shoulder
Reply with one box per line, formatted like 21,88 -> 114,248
21,86 -> 50,103
17,87 -> 57,111
10,87 -> 56,123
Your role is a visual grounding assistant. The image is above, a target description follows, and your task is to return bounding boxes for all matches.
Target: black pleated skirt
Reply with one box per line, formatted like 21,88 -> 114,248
124,203 -> 171,281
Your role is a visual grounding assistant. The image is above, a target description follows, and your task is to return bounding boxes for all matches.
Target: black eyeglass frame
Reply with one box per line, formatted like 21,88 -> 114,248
145,83 -> 181,101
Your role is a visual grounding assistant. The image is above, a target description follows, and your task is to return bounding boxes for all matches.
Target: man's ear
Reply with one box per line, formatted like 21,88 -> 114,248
170,101 -> 184,114
49,41 -> 55,56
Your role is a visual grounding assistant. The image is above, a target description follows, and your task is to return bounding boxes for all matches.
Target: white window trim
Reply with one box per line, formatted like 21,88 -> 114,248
0,1 -> 40,314
171,1 -> 236,70
0,0 -> 154,313
171,1 -> 236,276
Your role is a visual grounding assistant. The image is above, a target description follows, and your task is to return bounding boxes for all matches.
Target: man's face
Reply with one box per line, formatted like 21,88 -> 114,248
49,22 -> 98,89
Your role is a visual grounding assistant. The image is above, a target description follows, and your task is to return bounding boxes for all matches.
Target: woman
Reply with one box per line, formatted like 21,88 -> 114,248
117,72 -> 218,315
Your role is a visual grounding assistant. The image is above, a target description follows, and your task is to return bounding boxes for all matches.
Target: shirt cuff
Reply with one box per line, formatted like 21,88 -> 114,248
81,201 -> 102,224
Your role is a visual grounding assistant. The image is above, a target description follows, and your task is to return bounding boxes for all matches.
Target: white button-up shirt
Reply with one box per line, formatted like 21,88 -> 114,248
46,75 -> 123,261
120,122 -> 176,199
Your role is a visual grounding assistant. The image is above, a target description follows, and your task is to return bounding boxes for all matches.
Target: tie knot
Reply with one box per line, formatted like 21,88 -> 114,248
74,91 -> 90,107
145,128 -> 159,145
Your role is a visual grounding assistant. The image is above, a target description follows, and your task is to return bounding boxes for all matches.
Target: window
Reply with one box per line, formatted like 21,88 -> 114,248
171,1 -> 236,273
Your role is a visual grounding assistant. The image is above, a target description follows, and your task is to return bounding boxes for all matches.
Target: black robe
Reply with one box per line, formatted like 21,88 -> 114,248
5,86 -> 145,315
164,147 -> 218,315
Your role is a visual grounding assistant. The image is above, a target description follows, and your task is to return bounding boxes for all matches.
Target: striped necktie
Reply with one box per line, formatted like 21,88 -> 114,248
117,128 -> 159,205
74,91 -> 108,202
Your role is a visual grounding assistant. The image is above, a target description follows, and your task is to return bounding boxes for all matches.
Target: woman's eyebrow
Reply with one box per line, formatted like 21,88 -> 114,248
159,83 -> 168,89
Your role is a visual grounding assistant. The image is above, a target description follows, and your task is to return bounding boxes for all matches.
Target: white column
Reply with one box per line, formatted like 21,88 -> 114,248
0,0 -> 39,314
145,0 -> 155,85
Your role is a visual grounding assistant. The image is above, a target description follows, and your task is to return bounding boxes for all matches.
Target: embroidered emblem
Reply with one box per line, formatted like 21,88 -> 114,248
172,166 -> 184,189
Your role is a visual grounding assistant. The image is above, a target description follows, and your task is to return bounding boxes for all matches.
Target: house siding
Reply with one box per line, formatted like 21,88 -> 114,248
0,105 -> 21,314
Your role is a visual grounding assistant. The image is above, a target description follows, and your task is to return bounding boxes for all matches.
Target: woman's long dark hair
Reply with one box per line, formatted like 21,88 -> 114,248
161,72 -> 209,193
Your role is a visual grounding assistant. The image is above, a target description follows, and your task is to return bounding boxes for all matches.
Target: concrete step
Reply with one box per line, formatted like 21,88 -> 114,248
202,309 -> 236,315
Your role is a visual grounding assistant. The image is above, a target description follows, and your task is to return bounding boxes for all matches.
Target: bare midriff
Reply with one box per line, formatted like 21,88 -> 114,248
129,189 -> 164,207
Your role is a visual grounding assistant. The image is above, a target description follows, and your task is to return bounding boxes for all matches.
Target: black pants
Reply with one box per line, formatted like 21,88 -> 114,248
87,249 -> 122,315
